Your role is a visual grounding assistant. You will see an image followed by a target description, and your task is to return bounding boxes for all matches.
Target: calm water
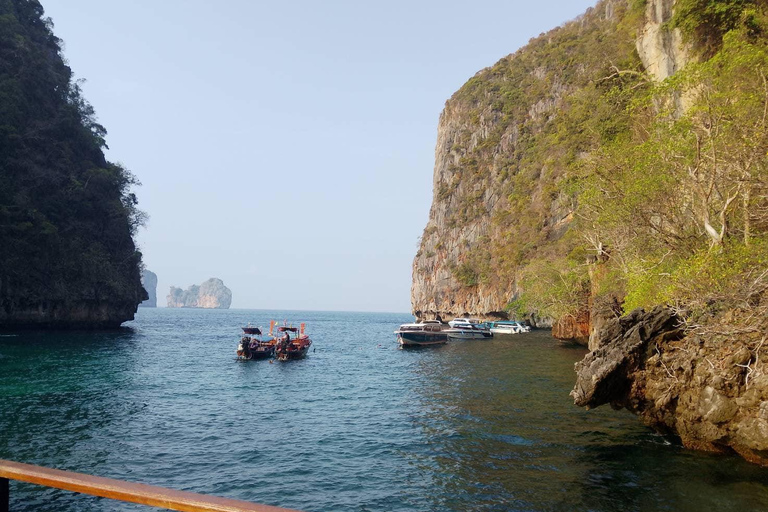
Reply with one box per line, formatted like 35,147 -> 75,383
2,309 -> 768,511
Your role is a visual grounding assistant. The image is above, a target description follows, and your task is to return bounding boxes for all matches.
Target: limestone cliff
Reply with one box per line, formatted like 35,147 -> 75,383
167,278 -> 232,309
140,270 -> 158,308
636,0 -> 689,81
411,0 -> 691,330
412,0 -> 645,323
0,0 -> 146,329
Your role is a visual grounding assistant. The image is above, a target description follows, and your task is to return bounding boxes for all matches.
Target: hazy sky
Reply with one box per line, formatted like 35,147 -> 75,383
43,0 -> 597,313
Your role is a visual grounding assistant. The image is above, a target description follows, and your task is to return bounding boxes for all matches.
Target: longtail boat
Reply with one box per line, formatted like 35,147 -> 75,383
274,322 -> 312,361
236,324 -> 276,360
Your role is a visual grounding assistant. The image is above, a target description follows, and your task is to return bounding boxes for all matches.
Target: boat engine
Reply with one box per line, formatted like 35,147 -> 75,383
237,336 -> 250,358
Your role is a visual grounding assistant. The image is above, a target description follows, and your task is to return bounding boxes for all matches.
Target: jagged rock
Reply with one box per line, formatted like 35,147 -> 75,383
552,310 -> 591,346
140,270 -> 158,308
571,306 -> 680,408
573,299 -> 768,466
167,278 -> 232,309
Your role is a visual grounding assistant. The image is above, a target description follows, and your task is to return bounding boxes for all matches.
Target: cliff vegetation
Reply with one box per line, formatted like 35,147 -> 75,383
551,0 -> 768,335
0,0 -> 146,328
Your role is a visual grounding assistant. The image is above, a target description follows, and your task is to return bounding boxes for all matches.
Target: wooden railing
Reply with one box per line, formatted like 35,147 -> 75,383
0,460 -> 303,512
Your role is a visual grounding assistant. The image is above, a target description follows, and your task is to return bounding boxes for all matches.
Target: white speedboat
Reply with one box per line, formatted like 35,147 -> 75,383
488,321 -> 530,334
445,319 -> 493,340
395,320 -> 449,347
448,317 -> 483,328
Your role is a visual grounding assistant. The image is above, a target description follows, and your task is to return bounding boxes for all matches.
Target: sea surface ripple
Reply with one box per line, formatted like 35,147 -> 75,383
1,309 -> 768,511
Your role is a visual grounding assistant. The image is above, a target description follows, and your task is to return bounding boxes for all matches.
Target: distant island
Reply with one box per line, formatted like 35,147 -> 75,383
167,278 -> 232,309
140,270 -> 158,308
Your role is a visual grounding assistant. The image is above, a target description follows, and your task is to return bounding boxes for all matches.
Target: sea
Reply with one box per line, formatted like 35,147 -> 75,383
1,308 -> 768,512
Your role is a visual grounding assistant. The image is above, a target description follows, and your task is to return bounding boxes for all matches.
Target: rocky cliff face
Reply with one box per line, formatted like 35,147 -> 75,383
0,0 -> 146,329
167,278 -> 232,309
140,270 -> 158,308
409,0 -> 694,331
411,0 -> 644,323
636,0 -> 689,81
411,0 -> 689,328
0,294 -> 144,330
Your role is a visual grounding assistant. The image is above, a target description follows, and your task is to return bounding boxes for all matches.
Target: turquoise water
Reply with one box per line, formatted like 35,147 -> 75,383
1,308 -> 768,511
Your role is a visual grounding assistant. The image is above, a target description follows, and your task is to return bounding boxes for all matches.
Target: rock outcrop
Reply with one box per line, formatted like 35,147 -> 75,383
0,295 -> 146,330
635,0 -> 689,81
167,278 -> 232,309
140,270 -> 158,308
573,304 -> 768,466
552,311 -> 591,346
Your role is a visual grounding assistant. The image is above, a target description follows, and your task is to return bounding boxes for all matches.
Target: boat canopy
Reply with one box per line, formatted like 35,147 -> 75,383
278,326 -> 298,332
242,327 -> 262,335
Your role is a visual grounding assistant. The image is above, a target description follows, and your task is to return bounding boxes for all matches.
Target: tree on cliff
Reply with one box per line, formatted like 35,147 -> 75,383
579,2 -> 768,323
0,0 -> 146,326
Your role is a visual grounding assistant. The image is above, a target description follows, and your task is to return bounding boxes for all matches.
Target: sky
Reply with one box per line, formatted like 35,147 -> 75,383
42,0 -> 598,313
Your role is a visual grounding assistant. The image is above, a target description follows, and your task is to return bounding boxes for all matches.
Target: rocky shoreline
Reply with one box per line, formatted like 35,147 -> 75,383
572,304 -> 768,466
0,299 -> 143,330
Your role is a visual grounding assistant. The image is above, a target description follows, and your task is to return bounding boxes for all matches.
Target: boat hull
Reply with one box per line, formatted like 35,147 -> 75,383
397,331 -> 448,347
490,327 -> 518,335
237,343 -> 275,360
445,329 -> 493,340
276,337 -> 312,361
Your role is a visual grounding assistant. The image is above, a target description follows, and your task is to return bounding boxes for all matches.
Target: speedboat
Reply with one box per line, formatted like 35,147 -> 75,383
488,321 -> 530,334
394,320 -> 449,347
448,317 -> 482,328
445,319 -> 493,340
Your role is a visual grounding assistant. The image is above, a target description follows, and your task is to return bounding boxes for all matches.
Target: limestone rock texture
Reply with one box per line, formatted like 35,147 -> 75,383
573,303 -> 768,466
410,0 -> 641,325
140,270 -> 158,308
167,278 -> 232,309
635,0 -> 689,81
0,297 -> 145,330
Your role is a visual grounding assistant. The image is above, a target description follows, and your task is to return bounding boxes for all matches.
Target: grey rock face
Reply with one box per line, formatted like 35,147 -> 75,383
140,270 -> 158,308
635,0 -> 689,82
167,278 -> 232,309
571,306 -> 681,409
